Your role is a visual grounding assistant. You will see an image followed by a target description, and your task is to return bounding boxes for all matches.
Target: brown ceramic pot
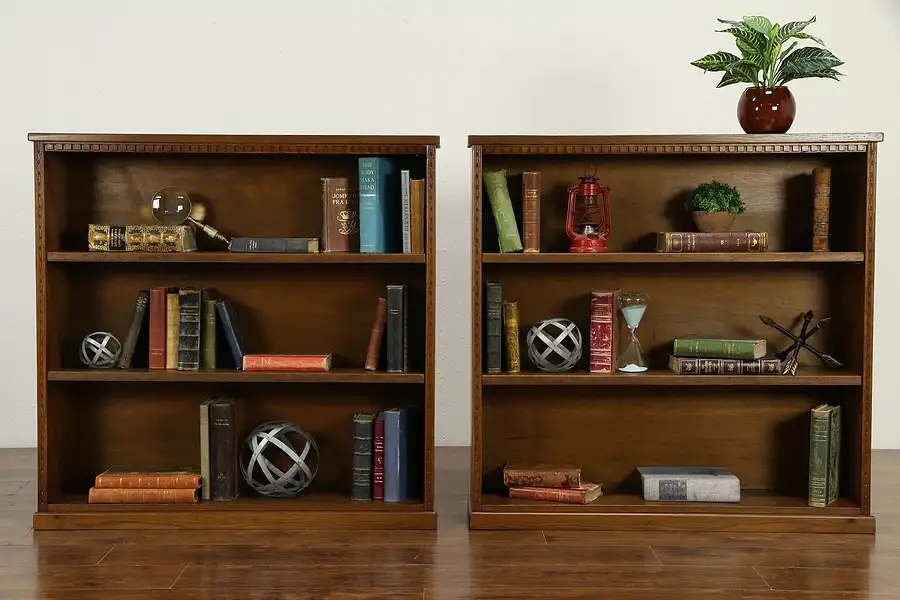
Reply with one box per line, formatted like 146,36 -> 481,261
693,211 -> 735,233
737,86 -> 796,134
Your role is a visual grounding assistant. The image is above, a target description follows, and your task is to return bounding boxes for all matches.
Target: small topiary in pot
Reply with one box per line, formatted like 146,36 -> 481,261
685,181 -> 745,233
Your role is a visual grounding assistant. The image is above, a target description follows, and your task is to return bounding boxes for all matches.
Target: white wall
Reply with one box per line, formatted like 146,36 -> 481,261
1,0 -> 898,448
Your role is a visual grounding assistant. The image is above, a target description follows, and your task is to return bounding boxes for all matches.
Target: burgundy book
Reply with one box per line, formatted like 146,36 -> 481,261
522,171 -> 540,253
321,177 -> 360,253
590,290 -> 618,374
148,287 -> 167,369
364,297 -> 387,371
373,413 -> 385,500
509,482 -> 603,504
655,232 -> 768,253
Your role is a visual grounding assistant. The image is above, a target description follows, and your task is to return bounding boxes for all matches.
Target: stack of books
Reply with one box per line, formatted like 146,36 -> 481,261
87,469 -> 200,504
668,336 -> 780,376
351,409 -> 422,503
502,465 -> 603,505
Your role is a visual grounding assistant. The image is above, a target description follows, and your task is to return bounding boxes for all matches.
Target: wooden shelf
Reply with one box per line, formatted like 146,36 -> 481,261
48,251 -> 425,264
51,493 -> 424,512
48,368 -> 424,384
483,252 -> 864,264
482,369 -> 861,387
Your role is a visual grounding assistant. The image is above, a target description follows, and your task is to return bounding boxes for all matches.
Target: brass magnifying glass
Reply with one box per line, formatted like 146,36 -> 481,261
151,186 -> 230,245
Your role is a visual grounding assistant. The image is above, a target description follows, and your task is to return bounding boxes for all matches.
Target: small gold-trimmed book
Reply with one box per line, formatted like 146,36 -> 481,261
88,224 -> 197,252
668,355 -> 781,375
655,231 -> 768,253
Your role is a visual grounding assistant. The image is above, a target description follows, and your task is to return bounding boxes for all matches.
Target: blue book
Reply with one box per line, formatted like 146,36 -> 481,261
359,157 -> 398,253
383,407 -> 408,502
215,300 -> 246,369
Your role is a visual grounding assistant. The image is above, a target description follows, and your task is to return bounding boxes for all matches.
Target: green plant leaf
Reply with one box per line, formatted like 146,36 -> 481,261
743,15 -> 774,38
716,72 -> 752,88
777,46 -> 844,82
774,16 -> 817,45
791,32 -> 825,45
716,18 -> 751,29
778,67 -> 845,85
778,41 -> 798,61
691,51 -> 741,72
727,60 -> 761,85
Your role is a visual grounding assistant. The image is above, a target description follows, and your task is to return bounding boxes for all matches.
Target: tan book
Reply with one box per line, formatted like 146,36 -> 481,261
166,290 -> 179,369
502,301 -> 520,373
503,465 -> 581,488
88,487 -> 197,504
94,469 -> 200,489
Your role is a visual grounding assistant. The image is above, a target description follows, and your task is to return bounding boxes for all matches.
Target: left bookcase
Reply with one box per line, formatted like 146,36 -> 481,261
31,133 -> 438,530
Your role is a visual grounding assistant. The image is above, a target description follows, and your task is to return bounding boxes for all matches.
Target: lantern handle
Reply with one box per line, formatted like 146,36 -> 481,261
597,185 -> 612,238
585,166 -> 598,180
565,184 -> 579,240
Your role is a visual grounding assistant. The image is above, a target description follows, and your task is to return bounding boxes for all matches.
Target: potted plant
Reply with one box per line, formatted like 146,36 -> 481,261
686,181 -> 745,232
690,16 -> 844,134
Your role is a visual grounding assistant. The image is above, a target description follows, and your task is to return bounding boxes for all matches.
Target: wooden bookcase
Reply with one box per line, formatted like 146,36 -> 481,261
469,133 -> 881,533
31,133 -> 438,530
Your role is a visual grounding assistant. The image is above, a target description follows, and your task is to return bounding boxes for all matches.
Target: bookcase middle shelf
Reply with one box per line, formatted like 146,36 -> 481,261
48,369 -> 424,384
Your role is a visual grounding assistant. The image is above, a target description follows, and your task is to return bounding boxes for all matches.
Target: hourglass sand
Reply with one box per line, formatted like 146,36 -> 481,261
617,293 -> 649,373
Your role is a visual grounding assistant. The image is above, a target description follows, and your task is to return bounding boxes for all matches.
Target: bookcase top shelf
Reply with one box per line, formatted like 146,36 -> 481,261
47,252 -> 426,264
482,252 -> 864,264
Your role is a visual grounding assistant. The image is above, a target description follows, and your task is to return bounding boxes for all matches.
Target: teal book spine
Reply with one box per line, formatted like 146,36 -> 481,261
359,157 -> 398,253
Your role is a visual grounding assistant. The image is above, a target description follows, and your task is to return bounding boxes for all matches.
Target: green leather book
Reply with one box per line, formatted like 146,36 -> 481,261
483,171 -> 523,253
809,404 -> 841,507
672,336 -> 766,360
202,293 -> 217,369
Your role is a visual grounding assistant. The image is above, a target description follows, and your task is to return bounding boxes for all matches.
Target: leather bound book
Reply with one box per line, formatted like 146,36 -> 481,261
88,487 -> 198,504
383,407 -> 408,502
590,290 -> 618,374
386,285 -> 408,373
502,301 -> 520,373
351,413 -> 376,501
373,412 -> 385,500
401,170 -> 412,253
522,171 -> 541,253
668,355 -> 781,375
148,288 -> 167,369
673,336 -> 766,360
503,465 -> 581,488
117,290 -> 149,369
509,482 -> 603,504
215,300 -> 246,369
321,177 -> 360,253
484,281 -> 503,374
365,297 -> 387,371
655,232 -> 768,253
199,399 -> 214,501
813,167 -> 832,252
202,293 -> 217,369
210,398 -> 237,501
483,171 -> 523,253
94,469 -> 200,489
410,179 -> 426,254
229,237 -> 320,253
165,289 -> 180,369
809,403 -> 841,507
242,354 -> 331,371
177,288 -> 202,371
88,224 -> 127,251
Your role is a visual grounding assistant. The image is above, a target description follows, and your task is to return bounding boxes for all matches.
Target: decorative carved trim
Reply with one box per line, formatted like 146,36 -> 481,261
42,142 -> 428,155
482,143 -> 869,155
471,145 -> 484,510
424,144 -> 437,512
861,142 -> 878,515
34,142 -> 47,512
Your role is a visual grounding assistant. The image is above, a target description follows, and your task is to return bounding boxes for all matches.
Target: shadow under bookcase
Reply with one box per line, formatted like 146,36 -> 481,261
32,133 -> 438,530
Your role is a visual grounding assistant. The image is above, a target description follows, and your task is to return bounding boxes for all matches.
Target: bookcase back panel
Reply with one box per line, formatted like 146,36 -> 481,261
481,386 -> 857,499
43,152 -> 429,252
483,263 -> 864,373
50,382 -> 425,502
479,153 -> 868,254
48,263 -> 425,371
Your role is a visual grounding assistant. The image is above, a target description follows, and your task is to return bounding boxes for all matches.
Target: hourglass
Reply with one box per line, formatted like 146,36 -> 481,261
616,293 -> 649,373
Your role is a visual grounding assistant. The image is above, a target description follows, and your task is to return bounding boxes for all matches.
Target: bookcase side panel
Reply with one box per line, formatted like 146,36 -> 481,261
424,144 -> 437,511
34,142 -> 49,512
471,145 -> 484,511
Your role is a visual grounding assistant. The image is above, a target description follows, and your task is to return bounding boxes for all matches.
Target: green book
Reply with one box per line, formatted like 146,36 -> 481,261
672,336 -> 766,360
483,171 -> 523,253
809,404 -> 841,507
202,294 -> 217,369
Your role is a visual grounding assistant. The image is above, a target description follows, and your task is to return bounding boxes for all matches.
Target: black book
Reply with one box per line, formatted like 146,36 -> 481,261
209,398 -> 236,501
484,281 -> 502,374
215,300 -> 246,369
229,237 -> 319,253
386,284 -> 408,373
177,288 -> 202,371
116,290 -> 150,369
351,413 -> 376,501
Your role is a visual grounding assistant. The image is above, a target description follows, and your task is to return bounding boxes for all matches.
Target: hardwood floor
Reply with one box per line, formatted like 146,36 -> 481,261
1,447 -> 899,598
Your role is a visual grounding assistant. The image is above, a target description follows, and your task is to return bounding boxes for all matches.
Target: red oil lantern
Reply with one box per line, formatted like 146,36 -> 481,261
566,167 -> 611,253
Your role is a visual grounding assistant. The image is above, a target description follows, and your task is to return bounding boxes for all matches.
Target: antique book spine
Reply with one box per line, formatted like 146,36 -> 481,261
668,355 -> 781,375
148,288 -> 167,369
410,179 -> 425,254
484,281 -> 503,374
383,408 -> 408,502
88,224 -> 126,251
672,337 -> 765,360
809,404 -> 841,507
359,157 -> 398,253
351,413 -> 376,501
88,487 -> 197,504
94,473 -> 201,489
373,413 -> 385,500
386,285 -> 408,373
121,225 -> 196,252
589,290 -> 616,374
502,301 -> 520,373
177,288 -> 202,371
215,300 -> 246,369
522,171 -> 541,253
165,290 -> 180,369
202,296 -> 217,369
210,399 -> 236,501
401,170 -> 412,253
827,405 -> 841,506
641,474 -> 740,502
228,237 -> 320,253
503,466 -> 581,488
241,354 -> 331,371
655,232 -> 768,253
116,290 -> 149,369
509,483 -> 602,504
813,166 -> 832,252
199,399 -> 213,501
364,297 -> 388,371
483,171 -> 523,253
321,177 -> 359,253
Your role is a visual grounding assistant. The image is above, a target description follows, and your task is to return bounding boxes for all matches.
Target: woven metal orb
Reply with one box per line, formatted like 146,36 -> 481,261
526,318 -> 583,372
79,332 -> 121,369
240,421 -> 319,498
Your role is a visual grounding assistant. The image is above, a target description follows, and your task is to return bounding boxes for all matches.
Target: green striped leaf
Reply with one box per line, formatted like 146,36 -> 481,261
743,15 -> 774,38
778,68 -> 845,85
691,51 -> 740,72
774,16 -> 817,45
717,71 -> 753,88
777,46 -> 844,81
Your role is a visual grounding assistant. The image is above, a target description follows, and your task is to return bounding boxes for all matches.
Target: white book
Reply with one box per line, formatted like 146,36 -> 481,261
400,170 -> 411,253
638,466 -> 740,502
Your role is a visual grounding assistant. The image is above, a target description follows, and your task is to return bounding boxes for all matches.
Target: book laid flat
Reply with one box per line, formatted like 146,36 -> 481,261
522,171 -> 541,253
88,224 -> 197,252
809,403 -> 841,507
655,231 -> 768,253
483,170 -> 523,253
364,297 -> 387,371
228,237 -> 320,253
241,354 -> 332,371
503,465 -> 581,488
94,469 -> 200,489
88,488 -> 198,504
668,355 -> 781,375
352,413 -> 375,501
672,336 -> 766,360
502,301 -> 520,373
590,290 -> 619,374
509,482 -> 603,504
321,176 -> 360,253
638,466 -> 740,502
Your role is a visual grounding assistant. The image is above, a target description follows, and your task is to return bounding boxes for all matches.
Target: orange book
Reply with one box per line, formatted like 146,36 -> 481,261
241,354 -> 331,371
88,487 -> 198,504
94,469 -> 200,489
509,482 -> 603,505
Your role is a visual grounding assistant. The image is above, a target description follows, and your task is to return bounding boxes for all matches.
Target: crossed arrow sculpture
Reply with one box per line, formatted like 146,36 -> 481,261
758,310 -> 844,375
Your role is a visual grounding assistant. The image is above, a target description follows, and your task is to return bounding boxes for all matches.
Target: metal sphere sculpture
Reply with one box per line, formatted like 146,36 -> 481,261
526,318 -> 583,372
79,332 -> 122,369
240,421 -> 319,498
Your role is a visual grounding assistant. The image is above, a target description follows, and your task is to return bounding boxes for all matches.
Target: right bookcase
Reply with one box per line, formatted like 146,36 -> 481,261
468,133 -> 881,533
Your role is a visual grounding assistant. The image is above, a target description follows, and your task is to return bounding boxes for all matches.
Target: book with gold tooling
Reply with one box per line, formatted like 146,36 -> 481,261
502,301 -> 520,373
88,224 -> 197,252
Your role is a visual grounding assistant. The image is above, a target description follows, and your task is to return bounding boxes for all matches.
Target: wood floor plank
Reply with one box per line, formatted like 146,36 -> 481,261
756,566 -> 900,594
0,593 -> 422,600
0,544 -> 114,566
100,544 -> 423,566
652,543 -> 900,568
173,565 -> 427,590
417,544 -> 659,566
425,590 -> 896,600
0,565 -> 185,591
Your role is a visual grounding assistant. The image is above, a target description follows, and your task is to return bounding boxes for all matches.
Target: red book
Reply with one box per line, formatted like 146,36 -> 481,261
364,297 -> 387,371
590,290 -> 618,373
373,413 -> 385,500
509,482 -> 603,505
148,287 -> 167,369
241,354 -> 331,371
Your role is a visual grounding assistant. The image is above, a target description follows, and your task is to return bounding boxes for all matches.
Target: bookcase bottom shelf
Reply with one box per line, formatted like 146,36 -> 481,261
471,491 -> 873,534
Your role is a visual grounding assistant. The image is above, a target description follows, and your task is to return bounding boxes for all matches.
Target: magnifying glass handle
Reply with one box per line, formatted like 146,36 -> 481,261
187,217 -> 231,245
